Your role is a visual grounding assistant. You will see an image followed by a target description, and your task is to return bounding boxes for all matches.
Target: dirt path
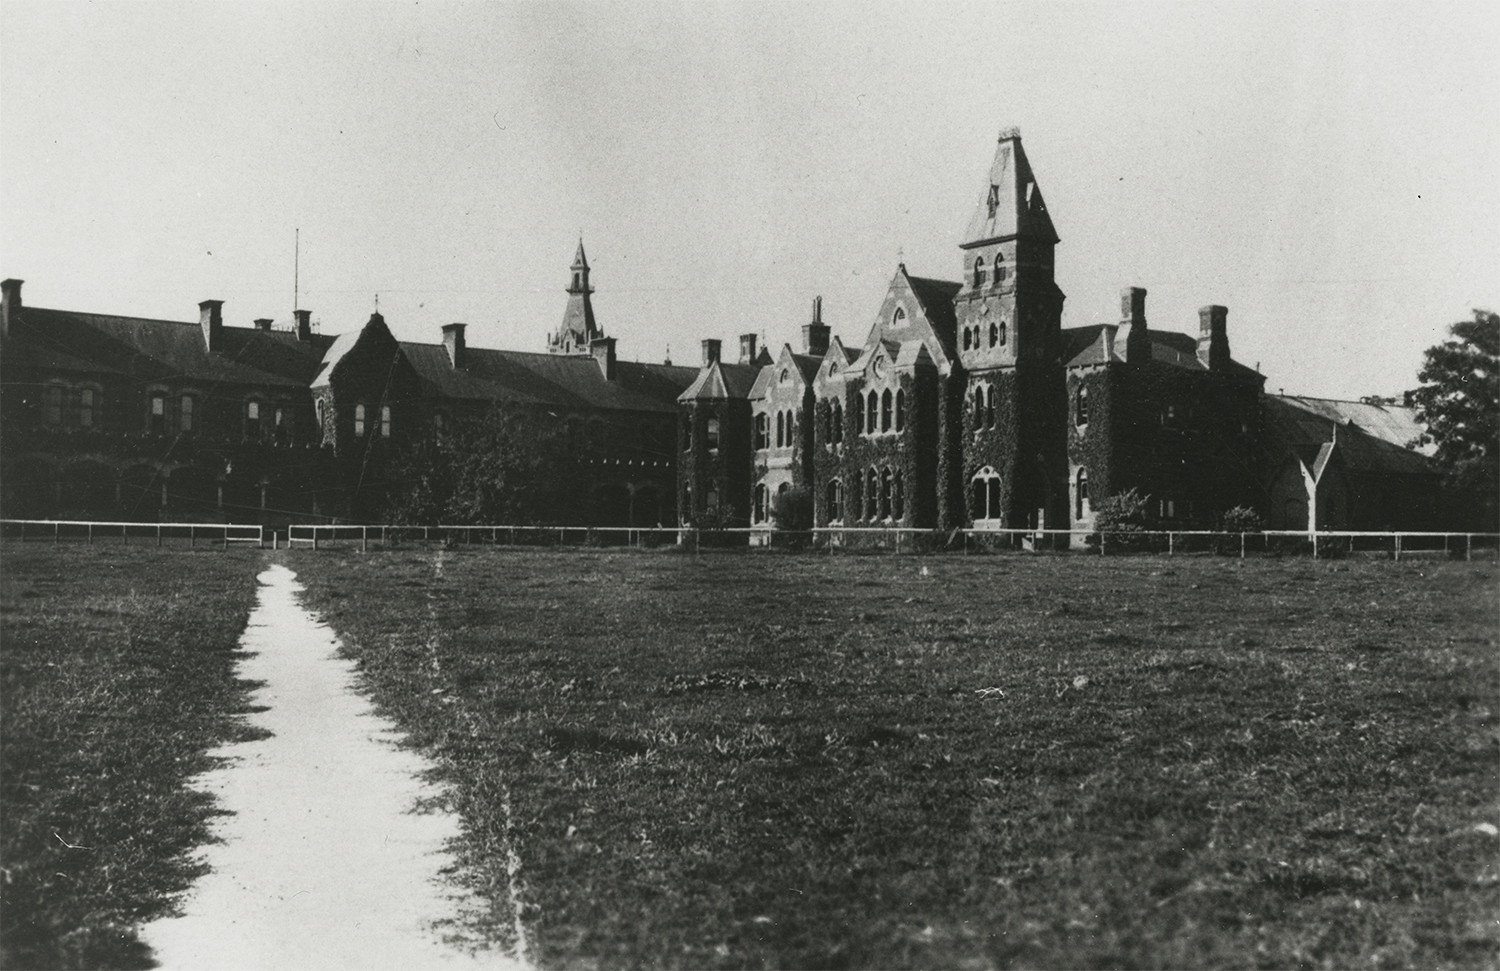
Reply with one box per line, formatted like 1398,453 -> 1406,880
141,564 -> 524,970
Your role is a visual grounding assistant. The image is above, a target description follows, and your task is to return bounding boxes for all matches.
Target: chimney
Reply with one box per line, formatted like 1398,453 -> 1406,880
739,333 -> 758,365
1115,287 -> 1149,363
294,309 -> 313,342
591,336 -> 617,380
442,323 -> 467,368
701,338 -> 721,367
199,299 -> 224,352
1197,305 -> 1230,371
254,317 -> 273,332
802,295 -> 831,357
1,278 -> 21,344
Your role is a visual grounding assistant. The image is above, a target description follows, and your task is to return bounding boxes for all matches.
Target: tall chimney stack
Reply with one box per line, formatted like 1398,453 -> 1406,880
1197,305 -> 1230,371
1,278 -> 21,344
739,333 -> 759,365
294,309 -> 312,342
442,323 -> 467,368
1115,287 -> 1149,363
701,338 -> 722,367
802,295 -> 831,357
199,299 -> 224,352
254,317 -> 273,332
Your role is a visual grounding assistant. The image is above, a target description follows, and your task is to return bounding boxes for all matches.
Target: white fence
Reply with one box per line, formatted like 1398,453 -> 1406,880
5,519 -> 1496,560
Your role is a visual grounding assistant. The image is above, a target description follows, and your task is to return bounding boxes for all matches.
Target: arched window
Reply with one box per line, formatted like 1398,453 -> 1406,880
963,327 -> 972,351
148,391 -> 166,434
380,405 -> 392,439
707,416 -> 720,452
998,319 -> 1007,346
353,403 -> 366,437
880,390 -> 893,432
971,466 -> 1003,523
865,468 -> 878,521
973,256 -> 986,289
775,411 -> 784,448
865,392 -> 878,435
1076,468 -> 1089,519
986,385 -> 997,430
76,388 -> 95,428
180,395 -> 195,433
754,483 -> 768,523
989,321 -> 998,347
1076,385 -> 1089,426
972,386 -> 985,430
316,398 -> 325,429
245,400 -> 263,441
847,475 -> 861,525
880,468 -> 892,519
854,395 -> 865,435
893,471 -> 905,520
893,306 -> 906,326
895,389 -> 906,432
826,479 -> 841,522
754,412 -> 767,450
995,253 -> 1007,283
831,400 -> 843,445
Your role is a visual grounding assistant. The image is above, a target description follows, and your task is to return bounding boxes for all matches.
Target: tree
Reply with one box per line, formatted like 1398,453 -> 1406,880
1408,310 -> 1499,527
384,407 -> 582,525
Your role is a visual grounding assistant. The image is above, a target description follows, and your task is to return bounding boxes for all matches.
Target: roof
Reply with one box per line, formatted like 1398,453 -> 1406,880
906,274 -> 961,359
11,305 -> 333,388
961,130 -> 1059,247
1062,323 -> 1262,381
403,342 -> 697,413
1271,395 -> 1433,455
677,360 -> 762,403
1264,395 -> 1437,478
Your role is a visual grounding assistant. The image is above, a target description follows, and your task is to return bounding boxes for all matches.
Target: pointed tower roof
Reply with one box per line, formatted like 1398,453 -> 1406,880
962,128 -> 1058,248
550,240 -> 600,355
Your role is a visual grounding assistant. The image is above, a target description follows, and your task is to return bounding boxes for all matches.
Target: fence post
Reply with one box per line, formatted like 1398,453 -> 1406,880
1394,534 -> 1401,562
1467,534 -> 1473,561
190,525 -> 195,548
54,522 -> 60,545
1312,532 -> 1318,560
362,527 -> 368,553
313,529 -> 319,551
1240,532 -> 1246,560
87,524 -> 93,546
1167,532 -> 1174,556
157,525 -> 163,548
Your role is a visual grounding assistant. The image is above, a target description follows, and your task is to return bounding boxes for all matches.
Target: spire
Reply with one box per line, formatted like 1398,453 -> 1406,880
550,240 -> 601,355
962,128 -> 1058,248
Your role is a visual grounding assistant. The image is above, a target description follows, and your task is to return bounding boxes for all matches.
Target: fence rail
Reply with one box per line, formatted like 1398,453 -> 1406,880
5,519 -> 1496,560
1,519 -> 265,548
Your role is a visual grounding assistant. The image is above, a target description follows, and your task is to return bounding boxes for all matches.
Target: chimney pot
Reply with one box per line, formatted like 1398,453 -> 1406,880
254,317 -> 273,331
442,323 -> 467,368
802,294 -> 831,357
199,299 -> 224,352
591,336 -> 617,380
1197,305 -> 1230,370
701,338 -> 722,367
294,309 -> 312,342
739,333 -> 758,365
1116,287 -> 1148,363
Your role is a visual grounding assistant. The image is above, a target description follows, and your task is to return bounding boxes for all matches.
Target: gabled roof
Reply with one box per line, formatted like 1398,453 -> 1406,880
1264,395 -> 1437,478
677,360 -> 762,403
1061,323 -> 1262,381
11,305 -> 332,388
859,265 -> 960,372
962,129 -> 1059,247
1271,395 -> 1433,455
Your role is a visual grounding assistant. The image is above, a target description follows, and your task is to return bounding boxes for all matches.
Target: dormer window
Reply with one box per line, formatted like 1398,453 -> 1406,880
987,183 -> 999,218
973,256 -> 986,289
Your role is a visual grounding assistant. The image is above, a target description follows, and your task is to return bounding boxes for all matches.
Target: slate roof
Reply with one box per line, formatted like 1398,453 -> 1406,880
1062,323 -> 1261,380
9,305 -> 332,387
961,131 -> 1060,246
402,343 -> 697,413
1271,395 -> 1432,455
1264,395 -> 1436,477
676,360 -> 762,403
906,274 -> 961,359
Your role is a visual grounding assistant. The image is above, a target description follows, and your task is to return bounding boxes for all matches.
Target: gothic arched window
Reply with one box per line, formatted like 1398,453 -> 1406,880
974,256 -> 986,289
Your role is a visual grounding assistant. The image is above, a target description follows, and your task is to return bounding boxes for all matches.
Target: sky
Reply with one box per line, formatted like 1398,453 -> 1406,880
2,1 -> 1496,400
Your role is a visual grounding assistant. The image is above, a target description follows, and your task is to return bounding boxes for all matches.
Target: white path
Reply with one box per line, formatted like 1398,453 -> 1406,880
141,564 -> 524,971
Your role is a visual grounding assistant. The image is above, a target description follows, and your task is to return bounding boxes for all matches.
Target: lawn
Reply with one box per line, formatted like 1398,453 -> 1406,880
283,547 -> 1500,970
0,546 -> 263,970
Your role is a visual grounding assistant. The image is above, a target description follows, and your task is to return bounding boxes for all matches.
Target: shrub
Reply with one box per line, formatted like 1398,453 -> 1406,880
1219,505 -> 1263,555
1088,488 -> 1157,553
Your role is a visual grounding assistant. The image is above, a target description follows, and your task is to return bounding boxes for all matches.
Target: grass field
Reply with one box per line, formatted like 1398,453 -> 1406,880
282,547 -> 1499,970
0,547 -> 263,970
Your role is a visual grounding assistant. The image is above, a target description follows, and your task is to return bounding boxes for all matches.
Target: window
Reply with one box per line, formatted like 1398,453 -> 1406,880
893,306 -> 906,326
180,395 -> 194,433
826,479 -> 841,522
986,385 -> 997,430
779,368 -> 790,385
997,319 -> 1007,345
775,411 -> 784,448
354,403 -> 366,437
317,398 -> 325,429
43,385 -> 63,426
893,471 -> 905,520
1161,405 -> 1177,426
971,467 -> 1003,522
707,416 -> 720,452
77,389 -> 95,428
755,413 -> 769,450
895,389 -> 906,432
681,415 -> 691,452
275,406 -> 290,445
706,483 -> 720,510
989,321 -> 998,347
972,386 -> 985,430
1159,498 -> 1177,519
963,327 -> 972,351
854,395 -> 865,435
880,468 -> 892,519
784,411 -> 794,448
987,183 -> 999,217
1076,468 -> 1089,519
995,253 -> 1007,283
832,400 -> 843,444
865,392 -> 878,435
149,392 -> 166,434
380,405 -> 392,439
880,389 -> 893,432
973,256 -> 986,289
865,468 -> 878,521
1076,385 -> 1089,426
754,484 -> 768,523
241,400 -> 261,440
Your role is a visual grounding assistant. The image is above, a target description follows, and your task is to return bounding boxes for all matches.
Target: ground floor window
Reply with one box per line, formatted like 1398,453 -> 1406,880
971,466 -> 1003,522
826,479 -> 841,522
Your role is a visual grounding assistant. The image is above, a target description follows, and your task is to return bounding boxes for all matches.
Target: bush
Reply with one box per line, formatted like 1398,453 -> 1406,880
1219,506 -> 1263,555
771,486 -> 813,531
1088,488 -> 1158,553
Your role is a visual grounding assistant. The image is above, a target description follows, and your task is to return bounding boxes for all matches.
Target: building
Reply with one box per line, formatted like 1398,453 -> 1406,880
0,129 -> 1445,534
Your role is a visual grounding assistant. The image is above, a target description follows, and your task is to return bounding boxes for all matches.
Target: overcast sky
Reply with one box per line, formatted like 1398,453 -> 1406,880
3,2 -> 1496,399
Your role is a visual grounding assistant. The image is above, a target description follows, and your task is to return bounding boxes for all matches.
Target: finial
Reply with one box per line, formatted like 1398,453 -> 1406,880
374,293 -> 379,312
997,126 -> 1021,141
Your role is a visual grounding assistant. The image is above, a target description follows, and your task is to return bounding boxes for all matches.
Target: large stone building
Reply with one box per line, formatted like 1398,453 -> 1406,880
0,129 -> 1445,534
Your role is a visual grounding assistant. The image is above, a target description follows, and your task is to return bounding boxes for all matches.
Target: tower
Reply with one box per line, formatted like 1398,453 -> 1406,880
549,240 -> 602,355
954,128 -> 1069,534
